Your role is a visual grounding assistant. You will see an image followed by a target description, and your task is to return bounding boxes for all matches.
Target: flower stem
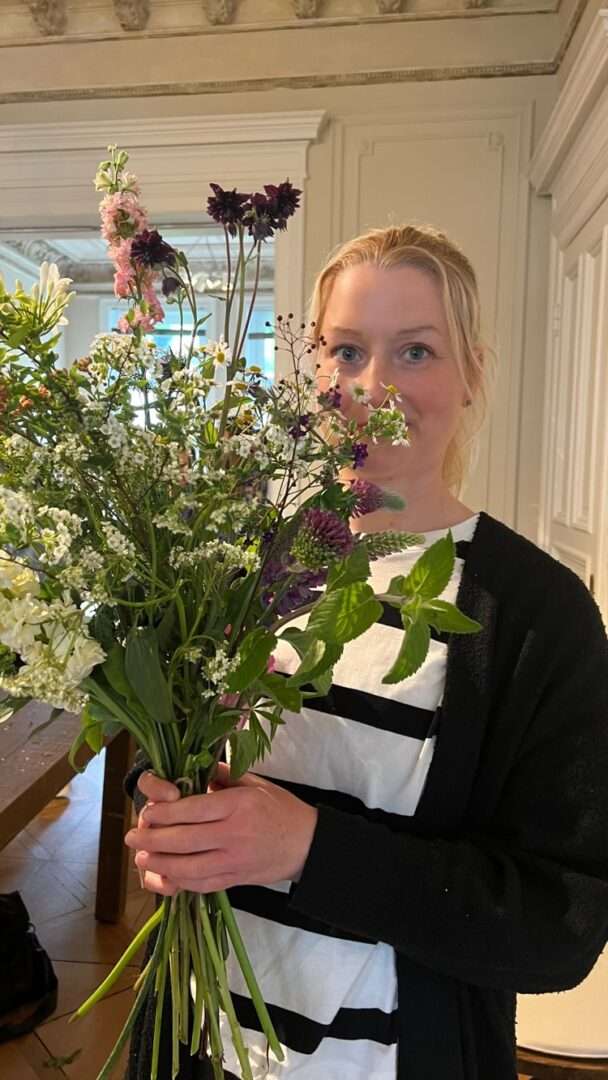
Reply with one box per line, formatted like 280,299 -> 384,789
200,895 -> 253,1080
216,890 -> 284,1061
69,904 -> 164,1022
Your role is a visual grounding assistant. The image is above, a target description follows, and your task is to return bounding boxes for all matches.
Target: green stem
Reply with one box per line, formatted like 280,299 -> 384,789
216,890 -> 284,1061
178,892 -> 191,1043
95,921 -> 166,1080
200,895 -> 253,1080
69,905 -> 164,1022
198,912 -> 224,1080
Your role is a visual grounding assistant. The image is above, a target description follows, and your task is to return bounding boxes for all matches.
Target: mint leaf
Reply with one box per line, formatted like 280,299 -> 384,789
398,534 -> 455,601
306,581 -> 382,644
423,599 -> 482,634
382,615 -> 431,684
326,543 -> 370,592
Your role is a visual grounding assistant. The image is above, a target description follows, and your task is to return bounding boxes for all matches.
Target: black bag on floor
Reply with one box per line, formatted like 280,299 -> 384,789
0,890 -> 58,1041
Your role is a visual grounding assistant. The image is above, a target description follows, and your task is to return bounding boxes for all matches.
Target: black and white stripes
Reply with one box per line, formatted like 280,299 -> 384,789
218,517 -> 478,1079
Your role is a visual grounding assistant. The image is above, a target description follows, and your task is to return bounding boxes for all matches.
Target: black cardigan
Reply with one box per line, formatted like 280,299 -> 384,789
288,510 -> 608,1078
125,511 -> 608,1079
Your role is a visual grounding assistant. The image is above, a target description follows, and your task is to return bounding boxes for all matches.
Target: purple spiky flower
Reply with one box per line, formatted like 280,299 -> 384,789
290,509 -> 354,571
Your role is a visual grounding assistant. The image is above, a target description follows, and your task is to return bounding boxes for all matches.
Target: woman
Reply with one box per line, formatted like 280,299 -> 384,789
124,225 -> 608,1079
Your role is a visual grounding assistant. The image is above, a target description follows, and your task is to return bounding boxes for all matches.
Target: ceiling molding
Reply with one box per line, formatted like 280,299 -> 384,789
529,9 -> 608,193
202,0 -> 237,24
0,111 -> 328,153
27,0 -> 67,36
112,0 -> 151,31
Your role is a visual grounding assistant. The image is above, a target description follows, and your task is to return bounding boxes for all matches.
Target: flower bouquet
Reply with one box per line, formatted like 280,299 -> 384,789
0,147 -> 481,1079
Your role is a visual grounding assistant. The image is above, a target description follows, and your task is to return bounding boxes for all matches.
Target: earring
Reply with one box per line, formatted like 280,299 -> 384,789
463,398 -> 472,408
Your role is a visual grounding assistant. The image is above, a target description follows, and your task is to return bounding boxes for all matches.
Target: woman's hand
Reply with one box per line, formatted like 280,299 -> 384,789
125,764 -> 319,897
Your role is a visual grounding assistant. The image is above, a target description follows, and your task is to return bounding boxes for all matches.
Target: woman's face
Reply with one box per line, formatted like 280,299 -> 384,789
316,263 -> 470,488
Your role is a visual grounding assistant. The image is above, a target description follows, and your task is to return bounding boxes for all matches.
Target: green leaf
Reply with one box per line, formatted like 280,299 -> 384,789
228,728 -> 258,779
396,534 -> 455,601
89,606 -> 116,653
382,615 -> 431,684
156,605 -> 177,652
423,599 -> 482,635
125,627 -> 174,724
326,543 -> 370,593
7,325 -> 30,349
102,643 -> 131,698
225,628 -> 277,693
202,711 -> 240,747
306,581 -> 383,645
202,420 -> 218,446
257,672 -> 303,712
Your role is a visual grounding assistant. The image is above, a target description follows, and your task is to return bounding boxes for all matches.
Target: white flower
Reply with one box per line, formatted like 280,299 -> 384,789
100,415 -> 129,453
63,635 -> 106,684
350,383 -> 372,405
33,262 -> 75,326
102,523 -> 136,561
0,594 -> 46,657
0,488 -> 34,537
0,552 -> 40,597
380,382 -> 403,403
206,338 -> 232,367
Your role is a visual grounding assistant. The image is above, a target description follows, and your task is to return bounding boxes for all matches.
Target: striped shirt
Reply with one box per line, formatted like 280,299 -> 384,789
220,513 -> 480,1079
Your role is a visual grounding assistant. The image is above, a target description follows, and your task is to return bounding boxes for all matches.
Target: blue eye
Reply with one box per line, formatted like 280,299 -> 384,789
331,345 -> 360,364
404,345 -> 432,363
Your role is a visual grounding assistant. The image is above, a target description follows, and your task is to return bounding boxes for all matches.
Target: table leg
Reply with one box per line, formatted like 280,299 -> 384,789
95,730 -> 136,923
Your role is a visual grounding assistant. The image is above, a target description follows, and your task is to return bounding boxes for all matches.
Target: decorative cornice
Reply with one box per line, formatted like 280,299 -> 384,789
529,9 -> 608,193
112,0 -> 150,31
376,0 -> 404,12
27,0 -> 67,36
202,0 -> 237,24
0,110 -> 328,152
292,0 -> 322,15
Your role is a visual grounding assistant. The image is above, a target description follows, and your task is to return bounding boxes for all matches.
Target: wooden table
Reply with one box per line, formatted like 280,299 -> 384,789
0,701 -> 135,923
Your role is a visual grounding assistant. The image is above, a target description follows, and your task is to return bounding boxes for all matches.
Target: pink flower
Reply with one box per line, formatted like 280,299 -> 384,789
100,192 -> 149,245
114,268 -> 135,299
267,654 -> 277,674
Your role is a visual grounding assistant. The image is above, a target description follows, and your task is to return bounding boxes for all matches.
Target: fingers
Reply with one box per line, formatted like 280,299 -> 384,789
137,771 -> 181,803
139,786 -> 242,828
125,822 -> 225,855
138,868 -> 179,897
134,847 -> 234,885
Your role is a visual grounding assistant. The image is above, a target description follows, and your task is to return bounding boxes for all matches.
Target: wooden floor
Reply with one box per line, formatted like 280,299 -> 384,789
0,751 -> 534,1080
0,749 -> 154,1079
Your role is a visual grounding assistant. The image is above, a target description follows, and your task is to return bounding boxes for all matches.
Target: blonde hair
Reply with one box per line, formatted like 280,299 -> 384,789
309,224 -> 496,497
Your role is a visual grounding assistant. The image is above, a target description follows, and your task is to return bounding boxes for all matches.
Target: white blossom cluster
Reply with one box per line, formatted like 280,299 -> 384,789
205,644 -> 239,692
38,506 -> 84,564
100,414 -> 130,453
89,332 -> 156,374
54,433 -> 89,466
0,487 -> 35,542
101,523 -> 136,561
169,539 -> 259,574
0,564 -> 105,711
153,495 -> 197,536
58,547 -> 107,600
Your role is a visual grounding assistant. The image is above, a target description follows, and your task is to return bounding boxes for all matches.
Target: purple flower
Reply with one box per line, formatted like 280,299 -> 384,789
162,274 -> 181,298
131,229 -> 177,269
350,479 -> 385,517
352,442 -> 369,469
263,181 -> 301,229
288,414 -> 310,439
290,509 -> 354,571
318,387 -> 342,410
207,184 -> 251,237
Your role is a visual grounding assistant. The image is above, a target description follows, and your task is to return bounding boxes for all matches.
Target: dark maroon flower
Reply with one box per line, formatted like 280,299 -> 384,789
352,442 -> 369,469
350,479 -> 385,517
290,509 -> 354,570
131,229 -> 177,269
207,184 -> 251,237
317,387 -> 342,410
244,193 -> 275,242
162,274 -> 181,298
289,414 -> 310,439
263,181 -> 301,229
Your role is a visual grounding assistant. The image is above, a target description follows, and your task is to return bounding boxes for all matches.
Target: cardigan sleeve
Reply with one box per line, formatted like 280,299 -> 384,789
288,572 -> 608,994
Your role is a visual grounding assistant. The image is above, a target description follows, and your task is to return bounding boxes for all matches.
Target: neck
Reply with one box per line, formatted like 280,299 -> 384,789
343,468 -> 475,535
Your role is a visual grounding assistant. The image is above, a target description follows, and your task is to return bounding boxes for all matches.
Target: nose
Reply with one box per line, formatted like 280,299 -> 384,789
356,354 -> 394,409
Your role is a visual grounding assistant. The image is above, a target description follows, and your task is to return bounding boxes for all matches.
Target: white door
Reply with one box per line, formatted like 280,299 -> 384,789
538,199 -> 608,623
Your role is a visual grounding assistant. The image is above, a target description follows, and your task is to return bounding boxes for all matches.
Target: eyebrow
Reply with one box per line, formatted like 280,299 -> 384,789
326,324 -> 439,336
